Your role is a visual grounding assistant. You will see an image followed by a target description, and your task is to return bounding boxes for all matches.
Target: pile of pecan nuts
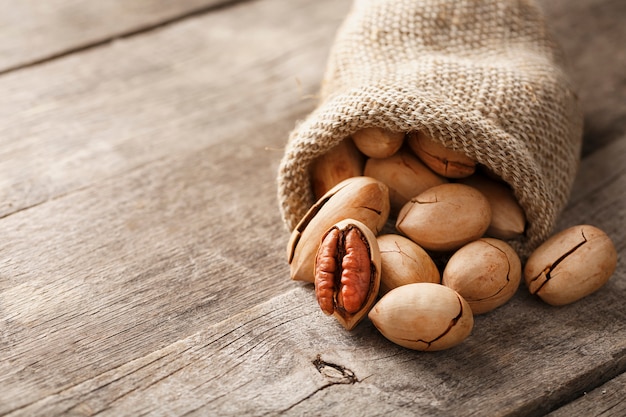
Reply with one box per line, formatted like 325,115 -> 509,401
287,128 -> 617,351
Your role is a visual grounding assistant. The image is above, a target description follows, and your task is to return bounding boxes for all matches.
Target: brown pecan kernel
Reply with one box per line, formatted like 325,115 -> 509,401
313,219 -> 381,331
314,228 -> 340,315
338,228 -> 371,313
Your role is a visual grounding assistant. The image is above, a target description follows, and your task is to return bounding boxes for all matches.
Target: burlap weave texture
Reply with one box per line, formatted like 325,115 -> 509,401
277,0 -> 583,257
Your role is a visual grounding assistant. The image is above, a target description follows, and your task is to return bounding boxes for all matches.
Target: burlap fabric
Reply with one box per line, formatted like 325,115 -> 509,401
277,0 -> 583,258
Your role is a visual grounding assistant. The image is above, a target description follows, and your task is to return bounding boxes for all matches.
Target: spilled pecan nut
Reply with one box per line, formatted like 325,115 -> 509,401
523,225 -> 617,306
368,282 -> 474,351
442,238 -> 521,314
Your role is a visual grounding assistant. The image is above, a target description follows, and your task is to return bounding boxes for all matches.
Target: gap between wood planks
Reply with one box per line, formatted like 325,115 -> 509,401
547,372 -> 626,417
0,0 -> 256,77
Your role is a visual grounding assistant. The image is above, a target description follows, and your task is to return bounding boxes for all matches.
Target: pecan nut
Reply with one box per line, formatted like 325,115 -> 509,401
524,225 -> 617,306
369,282 -> 474,351
442,238 -> 522,314
396,183 -> 491,252
407,131 -> 475,178
310,138 -> 365,200
351,127 -> 405,159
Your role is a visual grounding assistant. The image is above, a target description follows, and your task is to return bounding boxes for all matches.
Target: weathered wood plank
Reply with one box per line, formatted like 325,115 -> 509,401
1,0 -> 624,415
540,0 -> 626,155
0,0 -> 245,73
0,0 -> 351,413
548,372 -> 626,417
5,136 -> 625,416
0,0 -> 351,219
0,127 -> 293,414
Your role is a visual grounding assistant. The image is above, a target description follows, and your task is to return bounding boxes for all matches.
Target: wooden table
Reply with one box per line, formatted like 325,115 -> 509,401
1,0 -> 624,415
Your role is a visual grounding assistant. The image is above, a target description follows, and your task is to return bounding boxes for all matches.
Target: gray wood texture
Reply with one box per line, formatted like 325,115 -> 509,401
0,0 -> 242,73
0,0 -> 347,219
541,0 -> 626,155
0,0 -> 624,415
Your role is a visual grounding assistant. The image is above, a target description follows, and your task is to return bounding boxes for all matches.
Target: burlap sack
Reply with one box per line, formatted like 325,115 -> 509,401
277,0 -> 583,258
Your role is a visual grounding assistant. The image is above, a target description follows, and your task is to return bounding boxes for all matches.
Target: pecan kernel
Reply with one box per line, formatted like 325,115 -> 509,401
313,219 -> 381,330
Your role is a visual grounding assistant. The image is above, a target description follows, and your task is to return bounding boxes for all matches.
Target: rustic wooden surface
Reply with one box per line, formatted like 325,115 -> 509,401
0,0 -> 624,416
0,0 -> 244,74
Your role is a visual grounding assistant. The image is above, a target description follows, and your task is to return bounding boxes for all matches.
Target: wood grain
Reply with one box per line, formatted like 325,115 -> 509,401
1,0 -> 625,415
0,0 -> 350,413
540,0 -> 626,155
0,0 -> 247,73
0,130 -> 279,413
0,0 -> 350,219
